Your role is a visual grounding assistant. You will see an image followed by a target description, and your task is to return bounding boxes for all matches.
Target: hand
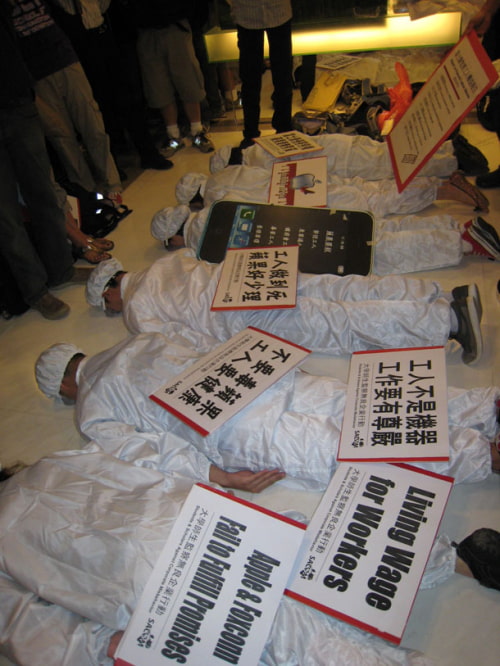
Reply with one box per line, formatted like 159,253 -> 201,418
107,631 -> 124,659
465,0 -> 500,36
466,9 -> 493,36
209,465 -> 286,492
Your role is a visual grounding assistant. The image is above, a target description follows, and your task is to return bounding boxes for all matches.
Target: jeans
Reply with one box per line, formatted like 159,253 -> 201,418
0,101 -> 74,305
237,19 -> 293,141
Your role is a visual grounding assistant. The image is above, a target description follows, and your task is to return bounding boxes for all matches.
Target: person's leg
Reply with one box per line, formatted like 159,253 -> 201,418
267,19 -> 293,134
60,63 -> 122,196
0,102 -> 74,296
372,214 -> 464,275
166,22 -> 213,152
237,25 -> 264,143
35,73 -> 98,193
0,116 -> 49,305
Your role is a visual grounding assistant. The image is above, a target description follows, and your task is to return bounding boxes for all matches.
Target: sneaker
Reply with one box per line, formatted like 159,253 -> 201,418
33,292 -> 70,320
452,528 -> 500,591
450,293 -> 483,365
160,137 -> 185,158
476,165 -> 500,189
451,283 -> 483,322
462,220 -> 500,261
192,132 -> 214,153
470,217 -> 500,255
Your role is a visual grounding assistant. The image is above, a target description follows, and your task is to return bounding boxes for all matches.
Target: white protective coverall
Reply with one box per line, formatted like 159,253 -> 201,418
209,133 -> 457,179
198,133 -> 465,275
0,446 -> 461,666
76,332 -> 498,490
119,249 -> 453,355
174,150 -> 463,275
173,166 -> 464,275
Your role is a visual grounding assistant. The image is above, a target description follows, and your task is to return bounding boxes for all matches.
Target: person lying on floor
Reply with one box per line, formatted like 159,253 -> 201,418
85,252 -> 484,364
0,447 -> 499,666
34,331 -> 500,492
151,198 -> 500,270
178,163 -> 489,223
209,132 -> 490,213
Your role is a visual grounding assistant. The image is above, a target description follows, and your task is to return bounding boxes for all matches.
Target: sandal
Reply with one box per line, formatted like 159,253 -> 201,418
86,236 -> 114,252
77,244 -> 112,265
448,171 -> 490,212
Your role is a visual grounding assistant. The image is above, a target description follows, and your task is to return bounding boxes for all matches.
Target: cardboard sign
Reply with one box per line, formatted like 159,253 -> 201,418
198,201 -> 374,277
286,462 -> 453,644
268,156 -> 328,207
254,131 -> 323,158
211,246 -> 299,311
150,327 -> 310,436
338,347 -> 449,463
387,30 -> 498,191
115,484 -> 306,666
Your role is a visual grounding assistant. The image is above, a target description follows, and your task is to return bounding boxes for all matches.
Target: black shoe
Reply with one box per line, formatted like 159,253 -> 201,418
450,291 -> 483,365
239,137 -> 256,149
228,147 -> 243,165
453,528 -> 500,591
192,131 -> 215,153
451,283 -> 483,321
476,166 -> 500,189
140,153 -> 174,170
451,133 -> 489,176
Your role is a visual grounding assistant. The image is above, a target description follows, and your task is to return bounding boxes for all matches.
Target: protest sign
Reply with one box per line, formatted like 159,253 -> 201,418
387,30 -> 498,191
286,462 -> 453,644
150,327 -> 310,436
198,201 -> 374,277
211,246 -> 299,311
268,156 -> 328,207
254,131 -> 323,158
338,347 -> 449,463
115,484 -> 306,666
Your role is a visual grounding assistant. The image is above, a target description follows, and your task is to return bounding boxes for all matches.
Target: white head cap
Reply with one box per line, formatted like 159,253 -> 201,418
35,343 -> 84,399
175,173 -> 207,204
209,145 -> 232,173
85,257 -> 124,309
150,204 -> 190,241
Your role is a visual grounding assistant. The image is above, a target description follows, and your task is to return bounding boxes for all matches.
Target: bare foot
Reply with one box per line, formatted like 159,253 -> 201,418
437,171 -> 490,212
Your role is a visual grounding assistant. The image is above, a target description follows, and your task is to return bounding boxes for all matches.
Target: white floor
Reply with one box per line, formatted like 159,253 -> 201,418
1,104 -> 499,663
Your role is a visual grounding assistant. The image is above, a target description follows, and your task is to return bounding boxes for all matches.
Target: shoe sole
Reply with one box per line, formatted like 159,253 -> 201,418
33,303 -> 70,320
452,283 -> 483,322
472,217 -> 500,250
160,143 -> 185,158
193,143 -> 215,153
468,226 -> 500,260
462,295 -> 483,365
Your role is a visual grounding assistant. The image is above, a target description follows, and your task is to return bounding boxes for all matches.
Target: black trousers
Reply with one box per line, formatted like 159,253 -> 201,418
237,19 -> 293,140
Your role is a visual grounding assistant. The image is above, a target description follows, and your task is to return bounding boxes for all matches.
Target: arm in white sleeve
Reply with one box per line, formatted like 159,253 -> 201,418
81,420 -> 212,488
0,572 -> 115,666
